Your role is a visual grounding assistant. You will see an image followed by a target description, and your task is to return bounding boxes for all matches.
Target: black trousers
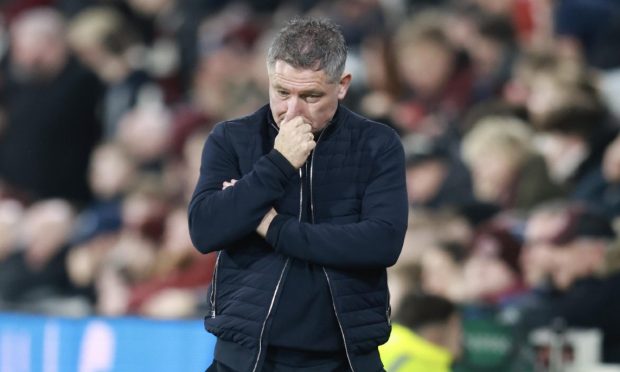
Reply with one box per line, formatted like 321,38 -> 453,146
206,358 -> 351,372
206,360 -> 236,372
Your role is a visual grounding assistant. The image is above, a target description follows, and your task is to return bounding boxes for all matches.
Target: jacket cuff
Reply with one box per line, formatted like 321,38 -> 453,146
266,214 -> 291,249
265,149 -> 297,179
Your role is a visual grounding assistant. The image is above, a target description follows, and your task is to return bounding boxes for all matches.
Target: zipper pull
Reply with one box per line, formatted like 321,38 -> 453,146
210,309 -> 216,318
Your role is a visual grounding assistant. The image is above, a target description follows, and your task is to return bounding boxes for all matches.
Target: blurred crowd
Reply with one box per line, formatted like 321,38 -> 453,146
1,0 -> 620,368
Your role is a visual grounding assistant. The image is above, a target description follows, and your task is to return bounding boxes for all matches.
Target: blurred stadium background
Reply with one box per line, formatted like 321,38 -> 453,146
1,0 -> 620,371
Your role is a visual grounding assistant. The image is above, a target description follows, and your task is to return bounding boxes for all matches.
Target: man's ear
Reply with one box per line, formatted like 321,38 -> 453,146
337,73 -> 352,100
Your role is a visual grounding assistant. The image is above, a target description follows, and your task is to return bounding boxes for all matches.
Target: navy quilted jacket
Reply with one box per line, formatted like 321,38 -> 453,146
188,104 -> 408,371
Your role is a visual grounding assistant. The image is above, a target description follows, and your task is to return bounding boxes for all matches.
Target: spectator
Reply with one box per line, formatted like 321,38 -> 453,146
356,34 -> 402,122
379,293 -> 462,372
554,0 -> 620,70
403,134 -> 474,209
401,209 -> 474,264
191,16 -> 266,123
70,142 -> 136,246
520,202 -> 620,362
392,12 -> 473,139
418,243 -> 468,303
0,199 -> 86,315
530,77 -> 618,207
127,208 -> 215,318
467,12 -> 517,102
462,116 -> 560,210
0,7 -> 102,204
462,217 -> 526,304
117,99 -> 172,168
67,6 -> 156,139
124,0 -> 214,100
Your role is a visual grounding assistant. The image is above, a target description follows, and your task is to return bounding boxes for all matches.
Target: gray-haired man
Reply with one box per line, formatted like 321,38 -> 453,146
189,17 -> 408,372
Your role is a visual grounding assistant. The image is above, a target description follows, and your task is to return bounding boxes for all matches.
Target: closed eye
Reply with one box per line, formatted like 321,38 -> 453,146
303,93 -> 324,102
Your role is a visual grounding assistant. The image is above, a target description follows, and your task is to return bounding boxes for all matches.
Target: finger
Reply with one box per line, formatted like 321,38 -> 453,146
296,132 -> 314,143
299,123 -> 312,133
282,116 -> 305,129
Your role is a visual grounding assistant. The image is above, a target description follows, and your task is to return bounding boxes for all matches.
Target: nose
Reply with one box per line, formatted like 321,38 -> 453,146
283,96 -> 305,122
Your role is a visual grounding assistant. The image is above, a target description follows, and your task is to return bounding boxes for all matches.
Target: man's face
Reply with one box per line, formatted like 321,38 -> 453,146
406,159 -> 446,204
268,60 -> 351,133
11,20 -> 67,81
398,41 -> 453,97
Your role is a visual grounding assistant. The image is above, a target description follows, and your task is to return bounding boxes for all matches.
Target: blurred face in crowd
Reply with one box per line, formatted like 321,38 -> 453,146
398,40 -> 454,97
20,200 -> 74,269
521,209 -> 566,285
468,34 -> 504,79
524,209 -> 568,247
10,10 -> 67,81
406,160 -> 447,205
526,75 -> 565,125
463,249 -> 516,300
522,209 -> 609,289
534,132 -> 587,183
469,151 -> 517,204
161,209 -> 193,254
268,60 -> 351,133
117,104 -> 171,164
420,247 -> 464,302
89,144 -> 135,200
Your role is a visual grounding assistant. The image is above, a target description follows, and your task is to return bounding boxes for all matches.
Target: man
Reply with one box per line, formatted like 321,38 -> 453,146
379,293 -> 462,372
188,18 -> 408,372
0,7 -> 102,204
520,203 -> 620,362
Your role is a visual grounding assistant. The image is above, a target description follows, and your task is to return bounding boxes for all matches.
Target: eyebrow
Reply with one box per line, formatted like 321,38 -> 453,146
273,84 -> 324,96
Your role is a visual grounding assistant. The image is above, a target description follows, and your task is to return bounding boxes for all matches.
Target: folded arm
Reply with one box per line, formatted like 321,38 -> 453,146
188,124 -> 297,253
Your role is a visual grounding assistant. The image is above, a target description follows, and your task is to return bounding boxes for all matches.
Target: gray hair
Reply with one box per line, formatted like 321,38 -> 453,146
267,17 -> 347,83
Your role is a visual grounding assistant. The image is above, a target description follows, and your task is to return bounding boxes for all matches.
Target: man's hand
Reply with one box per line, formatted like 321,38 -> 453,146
222,179 -> 237,190
257,208 -> 277,238
274,116 -> 316,169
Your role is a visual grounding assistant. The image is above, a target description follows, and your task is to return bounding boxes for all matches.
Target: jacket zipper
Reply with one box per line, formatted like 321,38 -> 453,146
209,251 -> 222,318
252,257 -> 289,372
310,129 -> 356,372
251,167 -> 303,372
323,268 -> 355,372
